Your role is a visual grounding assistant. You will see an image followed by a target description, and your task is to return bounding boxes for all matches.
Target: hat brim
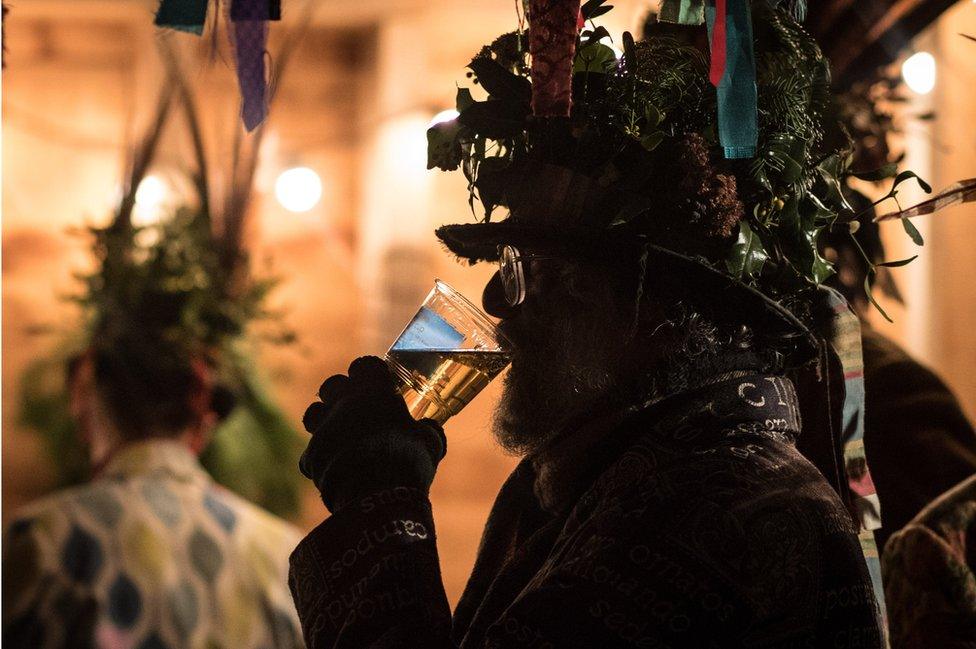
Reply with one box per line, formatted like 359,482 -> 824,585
435,221 -> 819,361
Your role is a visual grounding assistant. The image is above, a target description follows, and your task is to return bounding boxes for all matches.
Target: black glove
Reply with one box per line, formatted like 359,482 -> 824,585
299,356 -> 447,512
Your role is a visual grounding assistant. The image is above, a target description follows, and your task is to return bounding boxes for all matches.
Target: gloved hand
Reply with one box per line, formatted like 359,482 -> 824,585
299,356 -> 447,512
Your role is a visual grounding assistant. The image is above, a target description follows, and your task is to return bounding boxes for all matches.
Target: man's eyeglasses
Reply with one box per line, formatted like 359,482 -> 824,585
497,245 -> 554,307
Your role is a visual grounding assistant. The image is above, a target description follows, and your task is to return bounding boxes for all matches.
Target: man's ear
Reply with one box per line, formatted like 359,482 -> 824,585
68,354 -> 96,445
482,271 -> 519,319
185,411 -> 216,456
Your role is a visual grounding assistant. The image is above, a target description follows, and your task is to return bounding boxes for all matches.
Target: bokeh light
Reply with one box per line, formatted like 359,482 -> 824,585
275,167 -> 323,213
902,51 -> 936,95
133,175 -> 168,226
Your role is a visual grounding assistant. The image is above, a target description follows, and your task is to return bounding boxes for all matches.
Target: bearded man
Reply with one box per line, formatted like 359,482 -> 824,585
288,2 -> 887,647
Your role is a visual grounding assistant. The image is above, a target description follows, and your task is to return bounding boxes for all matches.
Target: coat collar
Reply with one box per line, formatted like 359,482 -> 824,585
530,373 -> 802,513
99,438 -> 208,485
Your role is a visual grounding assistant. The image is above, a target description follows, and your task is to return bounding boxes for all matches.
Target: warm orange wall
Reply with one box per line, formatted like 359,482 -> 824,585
0,1 -> 520,606
3,0 -> 974,607
868,0 -> 976,422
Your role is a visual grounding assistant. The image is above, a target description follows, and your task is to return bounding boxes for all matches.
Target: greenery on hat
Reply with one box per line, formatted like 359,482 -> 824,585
428,0 -> 929,321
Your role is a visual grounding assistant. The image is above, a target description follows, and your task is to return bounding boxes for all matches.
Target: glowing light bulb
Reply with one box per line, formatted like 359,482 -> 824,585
135,175 -> 165,209
429,109 -> 460,127
133,175 -> 168,226
275,167 -> 323,213
902,51 -> 936,95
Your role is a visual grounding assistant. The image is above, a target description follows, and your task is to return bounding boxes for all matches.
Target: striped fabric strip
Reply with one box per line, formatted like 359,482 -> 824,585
705,0 -> 758,159
820,286 -> 888,637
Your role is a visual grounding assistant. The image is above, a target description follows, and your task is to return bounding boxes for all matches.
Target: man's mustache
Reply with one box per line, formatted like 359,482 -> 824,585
497,319 -> 527,355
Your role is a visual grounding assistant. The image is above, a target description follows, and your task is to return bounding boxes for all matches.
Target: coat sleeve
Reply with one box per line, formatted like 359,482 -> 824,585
288,488 -> 454,649
287,484 -> 735,649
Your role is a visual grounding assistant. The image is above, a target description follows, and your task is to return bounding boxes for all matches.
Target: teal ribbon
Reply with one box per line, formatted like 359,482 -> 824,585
155,0 -> 209,35
705,0 -> 757,159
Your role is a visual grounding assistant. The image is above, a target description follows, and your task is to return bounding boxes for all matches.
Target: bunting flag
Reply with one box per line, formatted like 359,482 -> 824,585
705,0 -> 757,158
154,0 -> 209,35
231,0 -> 274,131
154,0 -> 280,131
708,0 -> 727,86
658,0 -> 757,159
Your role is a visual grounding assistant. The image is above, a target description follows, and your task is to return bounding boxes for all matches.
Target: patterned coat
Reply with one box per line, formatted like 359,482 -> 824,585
289,374 -> 885,648
2,439 -> 304,649
882,475 -> 976,648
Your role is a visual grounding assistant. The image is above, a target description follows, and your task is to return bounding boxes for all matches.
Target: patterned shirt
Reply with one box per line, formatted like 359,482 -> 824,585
2,439 -> 305,649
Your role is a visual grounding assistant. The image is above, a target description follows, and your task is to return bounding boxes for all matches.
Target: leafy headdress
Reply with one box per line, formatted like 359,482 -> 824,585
428,0 -> 932,359
20,42 -> 303,516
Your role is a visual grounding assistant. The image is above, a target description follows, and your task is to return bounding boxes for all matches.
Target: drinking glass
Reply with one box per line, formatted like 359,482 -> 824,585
385,279 -> 511,424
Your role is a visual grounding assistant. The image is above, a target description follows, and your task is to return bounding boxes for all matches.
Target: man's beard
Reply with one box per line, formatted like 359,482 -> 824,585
492,291 -> 633,457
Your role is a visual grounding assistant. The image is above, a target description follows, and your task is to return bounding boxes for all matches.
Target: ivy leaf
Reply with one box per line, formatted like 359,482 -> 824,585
467,57 -> 531,103
473,157 -> 512,218
581,0 -> 610,20
726,221 -> 769,280
763,135 -> 805,184
891,170 -> 932,194
640,131 -> 665,151
622,31 -> 637,70
586,5 -> 614,19
609,195 -> 654,227
426,119 -> 463,171
778,153 -> 804,184
864,275 -> 893,323
458,99 -> 529,139
456,87 -> 475,112
778,196 -> 835,284
580,26 -> 611,48
901,217 -> 924,246
810,251 -> 835,283
815,154 -> 854,213
850,163 -> 897,182
644,104 -> 663,128
573,43 -> 617,74
877,255 -> 918,268
802,193 -> 836,222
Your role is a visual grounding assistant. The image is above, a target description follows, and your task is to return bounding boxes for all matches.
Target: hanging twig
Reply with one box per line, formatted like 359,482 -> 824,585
220,0 -> 318,283
158,35 -> 212,220
874,178 -> 976,221
115,83 -> 177,232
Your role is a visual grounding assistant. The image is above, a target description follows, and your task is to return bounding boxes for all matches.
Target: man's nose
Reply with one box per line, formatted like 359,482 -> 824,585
482,271 -> 519,320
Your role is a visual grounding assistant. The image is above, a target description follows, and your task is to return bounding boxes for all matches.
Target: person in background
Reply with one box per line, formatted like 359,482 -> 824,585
3,73 -> 305,648
882,474 -> 976,647
3,345 -> 305,649
821,193 -> 976,555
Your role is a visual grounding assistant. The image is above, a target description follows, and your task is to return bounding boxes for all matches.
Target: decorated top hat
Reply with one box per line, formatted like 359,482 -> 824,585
427,0 -> 927,362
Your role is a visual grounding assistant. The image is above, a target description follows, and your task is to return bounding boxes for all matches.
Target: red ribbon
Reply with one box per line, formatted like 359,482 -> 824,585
709,0 -> 727,87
